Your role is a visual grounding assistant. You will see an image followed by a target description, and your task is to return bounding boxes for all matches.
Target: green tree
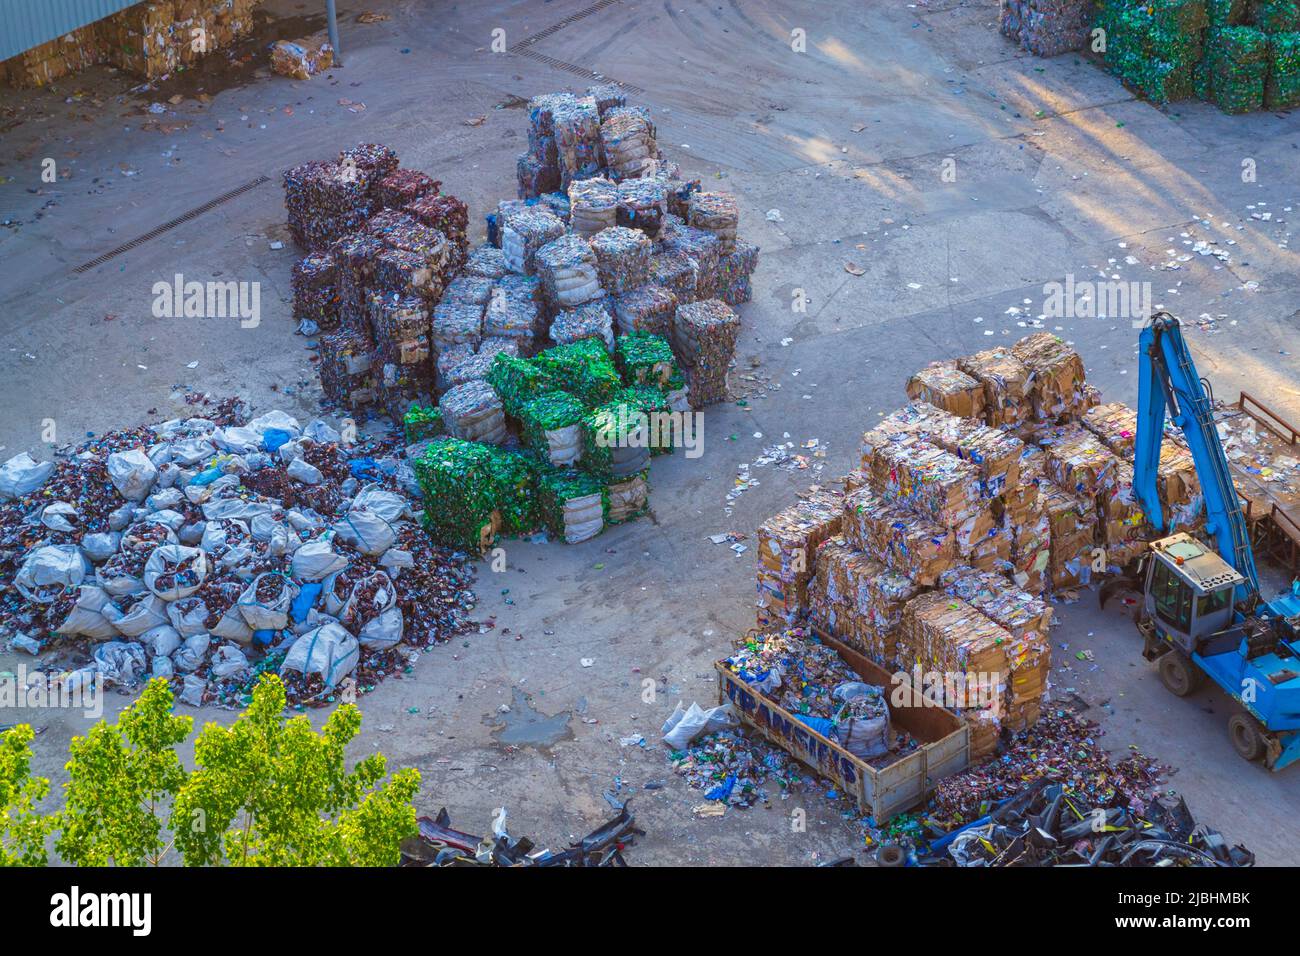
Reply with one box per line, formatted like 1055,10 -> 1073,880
0,725 -> 54,866
172,673 -> 418,866
57,677 -> 193,866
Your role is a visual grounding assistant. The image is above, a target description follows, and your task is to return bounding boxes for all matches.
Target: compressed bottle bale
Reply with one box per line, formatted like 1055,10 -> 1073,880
330,232 -> 384,331
486,353 -> 559,416
519,390 -> 587,466
527,92 -> 571,160
587,83 -> 628,116
600,109 -> 658,179
1206,26 -> 1269,112
537,468 -> 607,544
581,400 -> 653,479
958,346 -> 1031,429
687,192 -> 739,253
404,404 -> 445,443
568,178 -> 620,236
373,247 -> 438,300
404,193 -> 470,268
672,298 -> 740,375
367,292 -> 431,368
615,331 -> 679,387
367,210 -> 450,279
414,438 -> 535,552
716,240 -> 759,306
532,338 -> 623,406
284,160 -> 373,252
1256,1 -> 1300,33
648,248 -> 699,303
607,471 -> 650,524
1010,331 -> 1088,422
517,150 -> 559,200
552,95 -> 604,187
589,226 -> 652,295
1266,32 -> 1300,108
616,384 -> 680,455
906,361 -> 986,420
464,244 -> 510,279
501,207 -> 567,275
375,169 -> 439,210
442,275 -> 496,306
339,143 -> 399,184
663,226 -> 723,301
436,343 -> 475,392
319,327 -> 377,409
379,377 -> 435,428
442,349 -> 501,392
842,486 -> 957,585
535,235 -> 603,309
612,284 -> 677,336
432,299 -> 484,351
291,253 -> 340,330
550,301 -> 615,352
616,177 -> 668,238
1017,0 -> 1096,58
441,380 -> 509,445
485,274 -> 543,345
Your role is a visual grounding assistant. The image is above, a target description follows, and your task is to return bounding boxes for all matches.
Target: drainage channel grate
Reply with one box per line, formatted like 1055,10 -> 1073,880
72,174 -> 271,274
509,0 -> 625,51
512,48 -> 646,95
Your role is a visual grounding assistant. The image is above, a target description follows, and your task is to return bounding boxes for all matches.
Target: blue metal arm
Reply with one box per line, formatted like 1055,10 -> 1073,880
1134,313 -> 1260,601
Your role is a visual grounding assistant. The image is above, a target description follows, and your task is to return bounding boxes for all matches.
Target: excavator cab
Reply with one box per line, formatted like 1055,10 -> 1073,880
1142,534 -> 1243,658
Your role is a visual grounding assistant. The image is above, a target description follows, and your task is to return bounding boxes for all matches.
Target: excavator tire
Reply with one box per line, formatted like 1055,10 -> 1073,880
1158,651 -> 1203,697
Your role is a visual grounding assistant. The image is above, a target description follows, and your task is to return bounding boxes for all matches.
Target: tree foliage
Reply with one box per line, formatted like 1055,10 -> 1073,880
58,677 -> 193,866
0,724 -> 54,867
171,673 -> 418,866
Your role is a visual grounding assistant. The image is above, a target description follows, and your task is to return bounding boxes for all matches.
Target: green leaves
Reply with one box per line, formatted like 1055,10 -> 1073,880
58,677 -> 193,867
171,673 -> 418,866
0,724 -> 54,867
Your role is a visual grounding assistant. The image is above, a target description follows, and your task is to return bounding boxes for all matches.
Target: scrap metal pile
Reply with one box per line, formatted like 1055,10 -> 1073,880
400,804 -> 642,867
919,712 -> 1253,866
753,333 -> 1203,758
0,0 -> 263,87
0,400 -> 478,708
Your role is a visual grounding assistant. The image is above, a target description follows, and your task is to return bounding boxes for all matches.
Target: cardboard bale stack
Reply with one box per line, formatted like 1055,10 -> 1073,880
1012,332 -> 1090,422
842,487 -> 957,585
808,536 -> 919,667
899,591 -> 1011,760
1041,482 -> 1097,589
938,566 -> 1053,731
755,492 -> 844,628
959,347 -> 1032,430
906,362 -> 987,420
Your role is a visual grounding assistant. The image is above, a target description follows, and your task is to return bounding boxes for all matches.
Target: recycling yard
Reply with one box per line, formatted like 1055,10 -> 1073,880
1,0 -> 1299,873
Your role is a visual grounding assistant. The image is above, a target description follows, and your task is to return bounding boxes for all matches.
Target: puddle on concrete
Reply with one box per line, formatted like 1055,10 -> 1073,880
492,687 -> 573,749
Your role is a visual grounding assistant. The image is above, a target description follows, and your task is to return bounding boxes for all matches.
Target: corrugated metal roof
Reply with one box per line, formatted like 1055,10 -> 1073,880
0,0 -> 142,62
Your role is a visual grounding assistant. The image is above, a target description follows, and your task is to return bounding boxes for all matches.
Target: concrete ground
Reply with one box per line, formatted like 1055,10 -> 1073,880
1,0 -> 1298,865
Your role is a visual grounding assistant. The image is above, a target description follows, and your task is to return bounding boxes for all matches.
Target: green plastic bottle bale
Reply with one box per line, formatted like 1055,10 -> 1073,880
614,331 -> 679,388
403,404 -> 445,444
580,399 -> 653,478
617,384 -> 676,456
1207,0 -> 1251,26
532,338 -> 623,407
1266,32 -> 1300,107
485,352 -> 557,417
1207,26 -> 1269,112
1256,0 -> 1300,33
412,438 -> 538,550
517,391 -> 586,468
536,467 -> 608,543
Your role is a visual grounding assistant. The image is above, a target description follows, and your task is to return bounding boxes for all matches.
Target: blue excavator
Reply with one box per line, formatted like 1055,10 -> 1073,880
1117,311 -> 1300,770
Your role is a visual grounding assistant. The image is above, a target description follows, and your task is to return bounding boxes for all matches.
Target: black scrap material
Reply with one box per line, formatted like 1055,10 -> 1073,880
922,779 -> 1255,867
401,803 -> 643,867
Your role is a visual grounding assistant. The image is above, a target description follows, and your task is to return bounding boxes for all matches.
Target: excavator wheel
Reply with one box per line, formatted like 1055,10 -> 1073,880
1157,651 -> 1203,697
1228,712 -> 1266,763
